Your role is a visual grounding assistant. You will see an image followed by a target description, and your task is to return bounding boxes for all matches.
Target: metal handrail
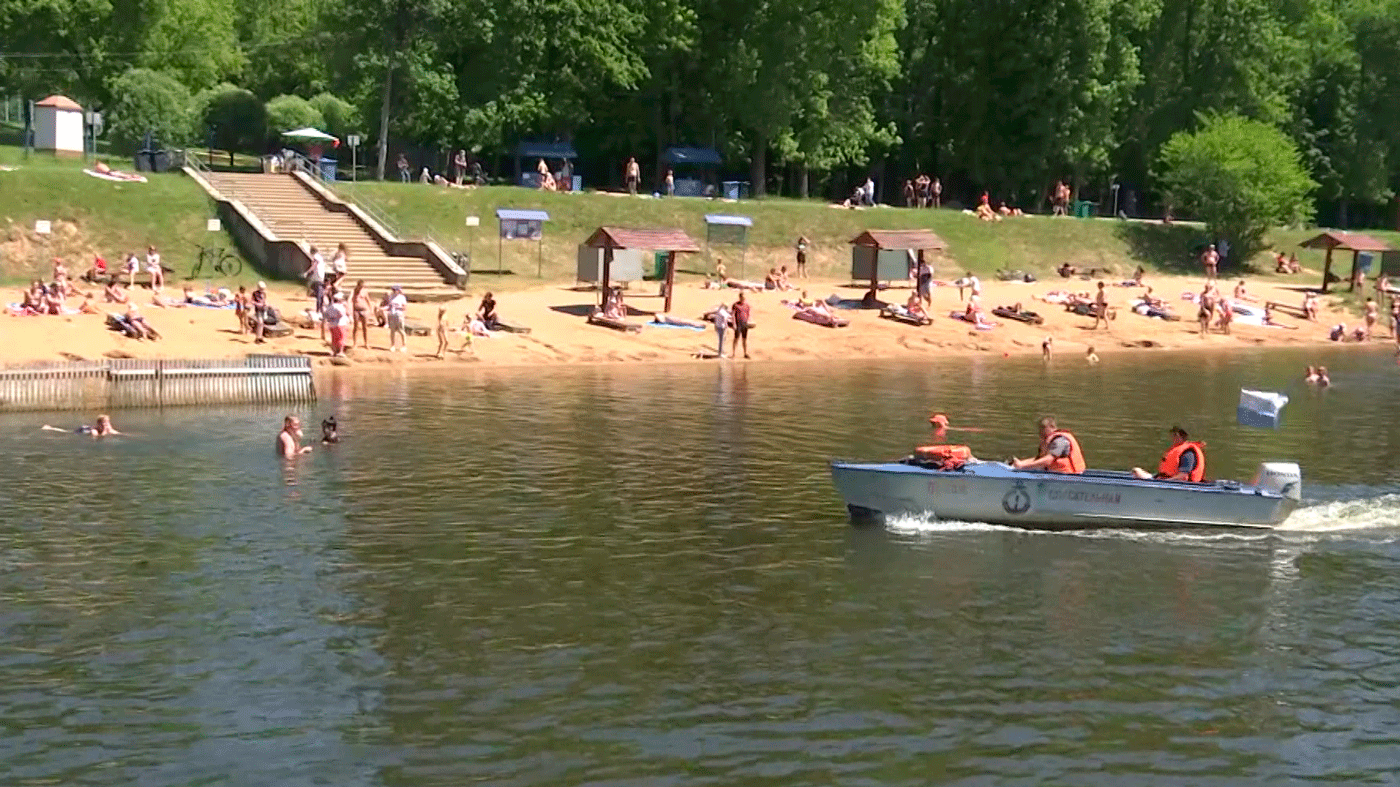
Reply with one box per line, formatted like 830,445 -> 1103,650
285,151 -> 451,253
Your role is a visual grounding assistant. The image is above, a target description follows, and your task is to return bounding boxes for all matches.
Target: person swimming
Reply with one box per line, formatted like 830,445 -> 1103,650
321,416 -> 340,444
1304,365 -> 1319,383
41,414 -> 120,437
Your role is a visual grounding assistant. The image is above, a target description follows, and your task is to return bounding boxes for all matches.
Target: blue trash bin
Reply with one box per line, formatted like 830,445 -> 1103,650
723,181 -> 740,200
318,157 -> 338,182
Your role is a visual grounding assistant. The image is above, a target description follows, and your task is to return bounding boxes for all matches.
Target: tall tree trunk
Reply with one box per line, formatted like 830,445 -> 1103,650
375,56 -> 394,181
750,133 -> 767,198
798,163 -> 809,199
1339,198 -> 1350,230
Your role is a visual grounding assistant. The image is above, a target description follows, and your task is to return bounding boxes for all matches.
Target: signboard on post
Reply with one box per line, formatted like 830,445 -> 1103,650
206,218 -> 222,232
466,215 -> 480,227
498,218 -> 544,241
494,208 -> 551,276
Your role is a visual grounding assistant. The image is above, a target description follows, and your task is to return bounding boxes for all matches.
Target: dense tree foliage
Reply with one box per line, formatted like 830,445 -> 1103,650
5,0 -> 1400,224
1157,115 -> 1317,265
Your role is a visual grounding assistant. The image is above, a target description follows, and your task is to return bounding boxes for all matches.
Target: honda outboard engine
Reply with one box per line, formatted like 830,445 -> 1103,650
1252,462 -> 1302,500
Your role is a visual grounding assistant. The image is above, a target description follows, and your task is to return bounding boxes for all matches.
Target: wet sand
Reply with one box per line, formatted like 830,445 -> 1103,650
1,275 -> 1385,368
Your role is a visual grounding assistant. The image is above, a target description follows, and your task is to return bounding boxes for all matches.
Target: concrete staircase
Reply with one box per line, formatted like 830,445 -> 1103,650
199,171 -> 463,300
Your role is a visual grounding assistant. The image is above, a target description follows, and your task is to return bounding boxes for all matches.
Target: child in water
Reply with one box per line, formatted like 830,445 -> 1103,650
41,414 -> 120,437
321,416 -> 340,444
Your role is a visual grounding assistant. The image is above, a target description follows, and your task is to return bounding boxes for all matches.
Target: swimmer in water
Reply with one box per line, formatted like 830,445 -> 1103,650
1317,366 -> 1331,387
1042,335 -> 1053,360
1086,345 -> 1100,364
277,415 -> 313,457
41,414 -> 120,437
1304,365 -> 1319,383
321,416 -> 340,444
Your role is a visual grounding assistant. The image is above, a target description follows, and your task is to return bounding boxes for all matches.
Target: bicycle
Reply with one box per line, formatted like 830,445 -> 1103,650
190,245 -> 243,279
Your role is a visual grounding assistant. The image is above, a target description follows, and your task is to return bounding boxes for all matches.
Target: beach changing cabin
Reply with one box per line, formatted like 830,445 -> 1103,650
34,95 -> 84,155
849,230 -> 947,303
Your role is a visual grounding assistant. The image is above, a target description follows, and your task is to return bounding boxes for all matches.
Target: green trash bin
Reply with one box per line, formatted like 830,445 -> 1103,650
1074,200 -> 1095,218
653,251 -> 668,279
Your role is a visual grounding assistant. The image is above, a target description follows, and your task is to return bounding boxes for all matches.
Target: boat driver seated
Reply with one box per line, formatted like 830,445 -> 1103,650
1131,426 -> 1205,482
1010,416 -> 1085,474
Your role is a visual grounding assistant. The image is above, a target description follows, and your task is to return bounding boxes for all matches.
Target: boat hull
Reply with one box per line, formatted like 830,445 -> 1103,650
830,461 -> 1298,530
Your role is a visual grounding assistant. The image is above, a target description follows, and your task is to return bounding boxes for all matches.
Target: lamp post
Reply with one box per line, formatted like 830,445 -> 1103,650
1110,182 -> 1121,219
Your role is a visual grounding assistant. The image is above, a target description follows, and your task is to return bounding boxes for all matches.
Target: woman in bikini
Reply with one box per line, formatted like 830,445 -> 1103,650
351,280 -> 372,349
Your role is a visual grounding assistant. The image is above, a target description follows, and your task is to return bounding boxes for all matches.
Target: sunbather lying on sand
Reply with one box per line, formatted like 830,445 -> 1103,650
653,313 -> 707,329
122,304 -> 160,340
789,299 -> 847,327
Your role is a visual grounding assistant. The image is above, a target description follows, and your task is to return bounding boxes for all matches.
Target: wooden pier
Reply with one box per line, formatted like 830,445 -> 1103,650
0,356 -> 315,412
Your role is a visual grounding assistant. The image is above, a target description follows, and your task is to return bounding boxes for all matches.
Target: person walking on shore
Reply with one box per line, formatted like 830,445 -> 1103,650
625,157 -> 640,195
731,292 -> 752,359
795,236 -> 809,278
385,285 -> 408,352
713,301 -> 730,359
1201,244 -> 1219,280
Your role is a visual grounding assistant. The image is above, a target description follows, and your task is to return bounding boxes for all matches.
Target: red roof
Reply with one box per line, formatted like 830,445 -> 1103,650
1299,231 -> 1392,253
36,95 -> 81,111
585,226 -> 700,253
850,229 -> 947,250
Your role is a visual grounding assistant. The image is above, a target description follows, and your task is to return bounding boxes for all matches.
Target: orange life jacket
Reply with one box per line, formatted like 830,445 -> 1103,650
914,444 -> 971,470
1042,430 -> 1086,474
1157,441 -> 1205,482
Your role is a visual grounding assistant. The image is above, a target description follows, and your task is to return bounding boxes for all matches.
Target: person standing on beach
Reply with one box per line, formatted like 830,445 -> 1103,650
712,301 -> 731,359
1201,244 -> 1219,280
795,236 -> 809,278
731,292 -> 752,360
351,280 -> 371,349
916,251 -> 933,310
386,285 -> 408,352
1365,297 -> 1378,339
433,305 -> 449,359
277,415 -> 313,457
1091,281 -> 1109,330
625,157 -> 640,195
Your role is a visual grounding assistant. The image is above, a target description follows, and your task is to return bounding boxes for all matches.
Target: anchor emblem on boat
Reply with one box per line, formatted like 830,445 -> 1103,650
1002,482 -> 1032,515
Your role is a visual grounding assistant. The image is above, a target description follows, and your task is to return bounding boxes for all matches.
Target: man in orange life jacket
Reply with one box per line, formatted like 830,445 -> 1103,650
1010,416 -> 1086,474
1132,426 -> 1206,482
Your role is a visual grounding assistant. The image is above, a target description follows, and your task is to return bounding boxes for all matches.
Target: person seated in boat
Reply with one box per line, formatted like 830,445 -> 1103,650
1131,426 -> 1205,482
1010,416 -> 1086,474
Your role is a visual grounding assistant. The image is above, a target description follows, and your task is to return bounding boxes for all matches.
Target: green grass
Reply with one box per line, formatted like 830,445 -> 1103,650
0,150 -> 269,289
3,147 -> 1395,303
339,181 -> 1400,291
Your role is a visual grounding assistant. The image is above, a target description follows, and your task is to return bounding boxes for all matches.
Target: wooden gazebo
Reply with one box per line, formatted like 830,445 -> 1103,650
1299,231 -> 1392,293
849,229 -> 948,307
583,226 -> 701,314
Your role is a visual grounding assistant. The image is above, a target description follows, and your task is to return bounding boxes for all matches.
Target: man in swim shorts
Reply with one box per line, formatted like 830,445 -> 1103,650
278,415 -> 313,457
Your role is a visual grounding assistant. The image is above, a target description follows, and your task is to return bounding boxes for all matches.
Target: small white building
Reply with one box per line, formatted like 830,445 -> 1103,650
34,94 -> 84,156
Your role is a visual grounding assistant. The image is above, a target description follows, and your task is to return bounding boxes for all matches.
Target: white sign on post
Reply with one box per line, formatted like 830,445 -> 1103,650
206,218 -> 222,232
347,134 -> 361,148
466,215 -> 480,227
33,220 -> 51,235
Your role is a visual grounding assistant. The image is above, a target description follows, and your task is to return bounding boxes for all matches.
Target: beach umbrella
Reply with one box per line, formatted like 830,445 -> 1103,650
281,127 -> 340,147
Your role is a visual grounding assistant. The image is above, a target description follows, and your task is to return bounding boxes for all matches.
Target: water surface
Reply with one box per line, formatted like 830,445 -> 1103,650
3,347 -> 1400,786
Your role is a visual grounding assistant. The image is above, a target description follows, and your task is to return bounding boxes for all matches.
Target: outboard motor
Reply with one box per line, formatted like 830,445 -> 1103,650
1252,462 -> 1302,501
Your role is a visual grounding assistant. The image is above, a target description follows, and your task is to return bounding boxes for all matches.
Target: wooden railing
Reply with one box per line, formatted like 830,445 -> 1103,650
0,355 -> 316,411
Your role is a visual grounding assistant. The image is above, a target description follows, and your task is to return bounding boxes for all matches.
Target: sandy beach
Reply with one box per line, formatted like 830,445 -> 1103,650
2,273 -> 1385,369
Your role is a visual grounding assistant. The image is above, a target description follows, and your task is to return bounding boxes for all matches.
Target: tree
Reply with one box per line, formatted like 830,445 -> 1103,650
265,94 -> 325,135
1155,114 -> 1316,266
106,68 -> 193,149
194,84 -> 267,152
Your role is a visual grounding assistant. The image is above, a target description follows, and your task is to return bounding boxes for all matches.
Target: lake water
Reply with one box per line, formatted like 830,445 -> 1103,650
3,348 -> 1400,786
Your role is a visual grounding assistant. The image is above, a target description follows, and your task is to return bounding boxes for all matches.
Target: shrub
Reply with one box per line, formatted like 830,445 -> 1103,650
193,84 -> 267,153
106,68 -> 194,150
265,94 -> 325,138
308,93 -> 359,139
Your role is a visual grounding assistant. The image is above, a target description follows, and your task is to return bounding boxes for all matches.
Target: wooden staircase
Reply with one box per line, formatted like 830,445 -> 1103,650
201,172 -> 462,299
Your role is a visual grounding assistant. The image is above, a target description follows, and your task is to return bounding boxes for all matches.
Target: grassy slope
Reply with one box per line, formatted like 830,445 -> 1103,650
0,149 -> 268,288
0,145 -> 1390,307
341,181 -> 1400,300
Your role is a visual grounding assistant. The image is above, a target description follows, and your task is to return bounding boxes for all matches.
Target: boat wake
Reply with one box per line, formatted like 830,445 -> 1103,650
883,512 -> 1021,534
1277,494 -> 1400,533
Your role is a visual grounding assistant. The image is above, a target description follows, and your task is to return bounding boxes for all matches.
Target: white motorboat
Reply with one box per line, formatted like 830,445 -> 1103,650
830,453 -> 1302,530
